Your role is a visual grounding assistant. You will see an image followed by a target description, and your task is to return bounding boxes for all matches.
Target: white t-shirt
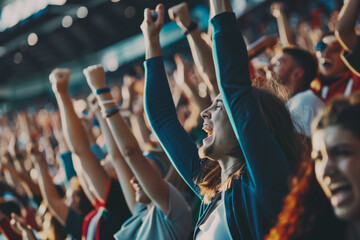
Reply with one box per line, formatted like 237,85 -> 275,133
196,192 -> 232,240
286,90 -> 325,137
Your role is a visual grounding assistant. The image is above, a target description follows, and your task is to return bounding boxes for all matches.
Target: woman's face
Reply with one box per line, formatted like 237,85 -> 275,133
199,94 -> 241,160
312,125 -> 360,221
316,35 -> 347,78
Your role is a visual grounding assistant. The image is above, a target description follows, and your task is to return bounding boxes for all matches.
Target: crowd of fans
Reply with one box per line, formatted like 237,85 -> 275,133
0,0 -> 360,239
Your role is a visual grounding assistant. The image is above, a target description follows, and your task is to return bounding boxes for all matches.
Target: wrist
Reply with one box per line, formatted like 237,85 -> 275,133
182,21 -> 198,35
54,90 -> 68,98
145,36 -> 160,46
212,0 -> 233,15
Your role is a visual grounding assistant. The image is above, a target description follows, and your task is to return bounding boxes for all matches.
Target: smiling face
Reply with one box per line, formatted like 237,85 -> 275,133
316,35 -> 347,78
199,94 -> 242,161
312,125 -> 360,221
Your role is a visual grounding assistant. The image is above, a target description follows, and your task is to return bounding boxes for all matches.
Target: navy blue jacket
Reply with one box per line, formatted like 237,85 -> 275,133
144,12 -> 291,240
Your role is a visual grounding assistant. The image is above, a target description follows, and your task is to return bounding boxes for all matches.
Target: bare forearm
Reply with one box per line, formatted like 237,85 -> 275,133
247,36 -> 278,60
93,96 -> 137,211
55,92 -> 109,200
187,30 -> 219,95
96,92 -> 169,213
2,166 -> 39,198
129,113 -> 151,151
145,38 -> 162,60
276,14 -> 294,46
335,0 -> 359,50
35,160 -> 68,225
55,93 -> 90,154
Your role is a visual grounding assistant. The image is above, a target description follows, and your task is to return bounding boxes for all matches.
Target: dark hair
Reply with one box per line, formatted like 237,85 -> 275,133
282,47 -> 318,90
313,92 -> 360,138
196,82 -> 302,204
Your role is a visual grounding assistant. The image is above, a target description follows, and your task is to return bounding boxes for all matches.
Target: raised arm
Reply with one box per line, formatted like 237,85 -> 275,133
169,2 -> 219,97
0,162 -> 40,200
247,35 -> 278,60
29,147 -> 69,226
84,62 -> 172,214
142,4 -> 202,198
173,54 -> 212,111
87,93 -> 136,213
335,0 -> 359,51
49,68 -> 109,202
270,2 -> 295,46
210,0 -> 290,191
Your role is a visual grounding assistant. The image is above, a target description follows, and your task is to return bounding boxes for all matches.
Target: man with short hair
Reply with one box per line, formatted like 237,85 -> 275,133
268,46 -> 318,97
267,46 -> 323,137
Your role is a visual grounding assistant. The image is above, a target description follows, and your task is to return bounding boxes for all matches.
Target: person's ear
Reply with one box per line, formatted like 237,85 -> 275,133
292,67 -> 304,81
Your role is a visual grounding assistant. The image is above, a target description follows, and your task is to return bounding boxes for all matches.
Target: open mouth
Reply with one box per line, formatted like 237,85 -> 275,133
202,123 -> 214,144
329,182 -> 353,207
202,123 -> 213,136
320,58 -> 333,68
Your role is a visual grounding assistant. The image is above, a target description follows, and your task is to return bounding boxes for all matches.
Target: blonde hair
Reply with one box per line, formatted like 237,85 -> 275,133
196,161 -> 245,204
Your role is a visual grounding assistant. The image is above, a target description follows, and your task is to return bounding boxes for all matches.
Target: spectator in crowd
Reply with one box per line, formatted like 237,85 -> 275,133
83,65 -> 193,240
48,69 -> 131,239
1,0 -> 360,239
143,1 -> 301,239
269,46 -> 323,137
267,92 -> 360,239
310,31 -> 360,101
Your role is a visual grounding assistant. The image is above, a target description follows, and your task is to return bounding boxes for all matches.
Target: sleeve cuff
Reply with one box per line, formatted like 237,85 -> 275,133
91,144 -> 105,161
144,56 -> 164,68
59,151 -> 72,160
210,12 -> 237,36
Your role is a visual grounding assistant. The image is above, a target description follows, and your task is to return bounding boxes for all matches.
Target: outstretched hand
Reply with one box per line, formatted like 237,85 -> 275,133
270,2 -> 284,18
141,4 -> 165,43
49,68 -> 71,95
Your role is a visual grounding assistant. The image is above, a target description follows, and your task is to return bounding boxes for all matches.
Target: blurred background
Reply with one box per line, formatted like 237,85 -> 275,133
0,0 -> 342,113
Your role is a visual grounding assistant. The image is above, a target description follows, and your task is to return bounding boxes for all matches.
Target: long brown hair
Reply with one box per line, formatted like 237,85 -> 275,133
196,79 -> 302,204
267,93 -> 360,239
266,157 -> 346,240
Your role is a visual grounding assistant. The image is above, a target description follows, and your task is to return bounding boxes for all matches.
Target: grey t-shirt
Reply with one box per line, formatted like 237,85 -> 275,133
114,183 -> 192,240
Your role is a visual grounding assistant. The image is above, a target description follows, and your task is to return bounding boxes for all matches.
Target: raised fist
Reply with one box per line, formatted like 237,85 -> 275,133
168,3 -> 192,31
49,68 -> 71,94
141,4 -> 165,42
83,65 -> 106,92
270,2 -> 284,18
